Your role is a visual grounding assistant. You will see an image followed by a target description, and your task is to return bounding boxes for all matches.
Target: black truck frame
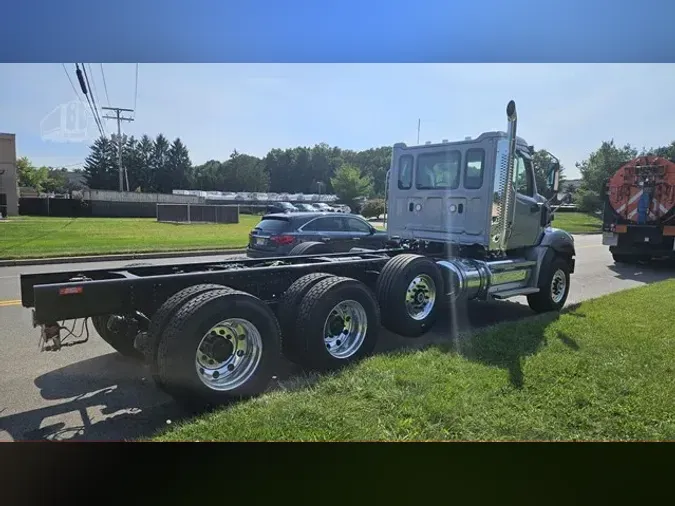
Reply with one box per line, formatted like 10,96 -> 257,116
21,247 -> 449,406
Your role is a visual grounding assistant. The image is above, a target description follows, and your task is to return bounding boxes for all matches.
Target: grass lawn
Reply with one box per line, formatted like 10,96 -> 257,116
0,215 -> 261,259
154,280 -> 675,441
0,211 -> 597,259
552,211 -> 602,234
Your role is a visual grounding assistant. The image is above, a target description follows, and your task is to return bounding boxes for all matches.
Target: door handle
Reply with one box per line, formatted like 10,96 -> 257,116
320,237 -> 331,241
530,204 -> 540,213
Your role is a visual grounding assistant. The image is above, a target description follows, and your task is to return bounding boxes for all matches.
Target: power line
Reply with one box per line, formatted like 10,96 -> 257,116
81,63 -> 106,136
61,63 -> 83,104
75,64 -> 104,138
86,63 -> 100,106
99,63 -> 111,106
133,63 -> 139,117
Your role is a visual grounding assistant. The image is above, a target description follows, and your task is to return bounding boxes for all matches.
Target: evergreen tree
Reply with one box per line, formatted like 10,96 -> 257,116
83,136 -> 117,190
167,138 -> 192,191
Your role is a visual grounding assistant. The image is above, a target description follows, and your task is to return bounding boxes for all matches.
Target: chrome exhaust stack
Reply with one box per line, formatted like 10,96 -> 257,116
490,100 -> 519,252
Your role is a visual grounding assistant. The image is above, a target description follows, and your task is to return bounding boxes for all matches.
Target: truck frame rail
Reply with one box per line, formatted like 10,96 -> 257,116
21,249 -> 405,325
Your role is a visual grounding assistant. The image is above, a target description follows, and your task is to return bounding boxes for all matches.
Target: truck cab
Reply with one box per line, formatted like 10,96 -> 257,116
387,132 -> 560,254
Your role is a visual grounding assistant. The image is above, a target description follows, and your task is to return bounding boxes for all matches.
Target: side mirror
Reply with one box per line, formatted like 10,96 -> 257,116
546,157 -> 561,193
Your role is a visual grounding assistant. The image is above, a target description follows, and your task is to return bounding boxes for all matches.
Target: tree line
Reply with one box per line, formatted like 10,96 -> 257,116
38,134 -> 562,201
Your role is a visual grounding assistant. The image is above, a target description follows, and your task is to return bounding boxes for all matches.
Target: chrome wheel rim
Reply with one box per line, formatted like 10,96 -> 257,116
550,269 -> 567,304
195,318 -> 263,391
323,300 -> 368,359
405,274 -> 437,320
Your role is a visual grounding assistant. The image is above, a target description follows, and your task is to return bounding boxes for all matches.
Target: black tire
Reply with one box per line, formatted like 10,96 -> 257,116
91,315 -> 143,360
612,252 -> 645,264
375,254 -> 443,337
156,289 -> 282,407
277,272 -> 336,361
527,255 -> 571,313
293,276 -> 380,371
146,283 -> 228,385
289,241 -> 331,256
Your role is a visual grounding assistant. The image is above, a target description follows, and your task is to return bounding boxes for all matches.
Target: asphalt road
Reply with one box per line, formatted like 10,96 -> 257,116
1,235 -> 673,441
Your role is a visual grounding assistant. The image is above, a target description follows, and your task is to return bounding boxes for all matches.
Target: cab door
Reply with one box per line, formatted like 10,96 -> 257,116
508,150 -> 543,249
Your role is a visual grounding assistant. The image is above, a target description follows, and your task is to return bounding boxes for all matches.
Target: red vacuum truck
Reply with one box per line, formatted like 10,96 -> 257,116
602,155 -> 675,263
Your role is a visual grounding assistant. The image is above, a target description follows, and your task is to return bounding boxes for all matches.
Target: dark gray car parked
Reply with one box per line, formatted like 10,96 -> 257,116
246,212 -> 388,258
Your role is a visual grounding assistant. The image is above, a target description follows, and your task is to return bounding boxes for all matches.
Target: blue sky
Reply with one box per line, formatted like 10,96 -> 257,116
2,63 -> 675,180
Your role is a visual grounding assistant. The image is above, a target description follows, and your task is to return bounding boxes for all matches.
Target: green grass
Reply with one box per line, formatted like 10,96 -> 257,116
552,211 -> 602,234
0,215 -> 261,259
0,211 -> 598,260
154,280 -> 675,441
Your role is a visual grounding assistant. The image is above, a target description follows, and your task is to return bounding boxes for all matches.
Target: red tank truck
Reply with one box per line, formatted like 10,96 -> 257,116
602,155 -> 675,264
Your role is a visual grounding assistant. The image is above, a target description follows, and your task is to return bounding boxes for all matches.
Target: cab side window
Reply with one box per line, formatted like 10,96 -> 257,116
464,149 -> 485,189
513,153 -> 534,197
397,155 -> 413,190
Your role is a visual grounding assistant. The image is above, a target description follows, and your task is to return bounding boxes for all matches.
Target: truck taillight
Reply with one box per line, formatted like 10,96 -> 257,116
270,235 -> 295,246
59,286 -> 83,295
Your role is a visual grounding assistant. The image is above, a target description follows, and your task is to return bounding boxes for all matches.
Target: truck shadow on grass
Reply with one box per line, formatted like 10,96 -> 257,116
372,299 -> 582,390
1,299 -> 571,441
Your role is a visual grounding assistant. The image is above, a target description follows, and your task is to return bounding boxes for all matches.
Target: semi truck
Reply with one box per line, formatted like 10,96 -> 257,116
19,100 -> 574,408
601,155 -> 675,263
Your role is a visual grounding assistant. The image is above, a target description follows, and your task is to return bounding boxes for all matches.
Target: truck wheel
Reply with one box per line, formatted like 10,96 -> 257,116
527,256 -> 571,313
277,272 -> 336,361
156,288 -> 282,407
91,315 -> 143,360
146,283 -> 228,386
289,241 -> 331,256
375,254 -> 443,337
612,253 -> 641,264
293,276 -> 380,371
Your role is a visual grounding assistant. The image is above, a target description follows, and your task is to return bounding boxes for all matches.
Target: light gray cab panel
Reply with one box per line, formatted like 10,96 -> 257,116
387,134 -> 498,247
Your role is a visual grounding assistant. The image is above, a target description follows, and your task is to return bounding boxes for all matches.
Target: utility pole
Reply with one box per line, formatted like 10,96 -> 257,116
102,107 -> 134,192
417,118 -> 421,144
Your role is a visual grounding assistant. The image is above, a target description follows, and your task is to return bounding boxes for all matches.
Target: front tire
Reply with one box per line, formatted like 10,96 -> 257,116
155,289 -> 282,407
527,255 -> 571,313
